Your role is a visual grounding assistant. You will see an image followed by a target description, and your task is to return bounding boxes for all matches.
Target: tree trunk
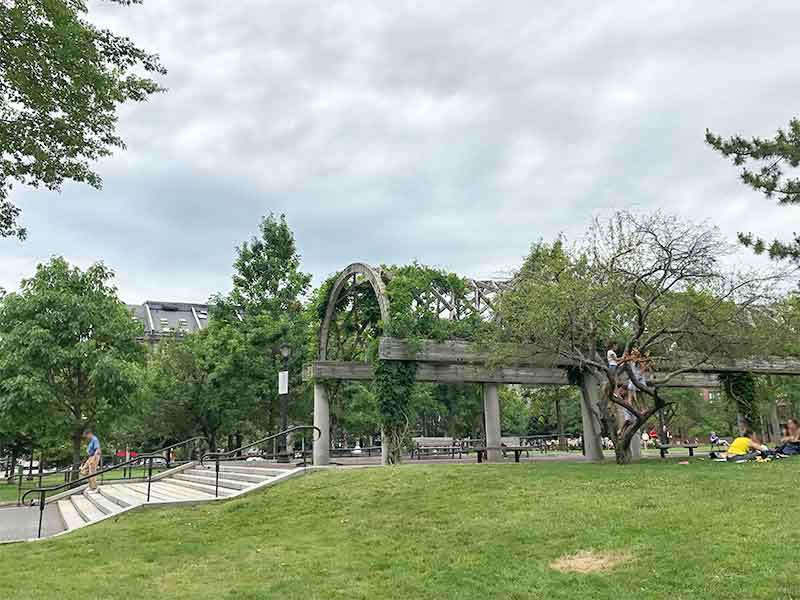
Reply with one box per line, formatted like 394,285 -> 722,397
27,448 -> 34,479
614,429 -> 635,464
383,426 -> 404,465
71,428 -> 83,482
6,448 -> 17,483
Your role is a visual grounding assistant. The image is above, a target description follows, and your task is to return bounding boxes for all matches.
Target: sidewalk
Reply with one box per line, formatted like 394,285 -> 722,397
0,504 -> 65,543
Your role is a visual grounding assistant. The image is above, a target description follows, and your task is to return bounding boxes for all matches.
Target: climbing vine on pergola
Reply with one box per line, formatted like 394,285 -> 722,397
311,262 -> 503,462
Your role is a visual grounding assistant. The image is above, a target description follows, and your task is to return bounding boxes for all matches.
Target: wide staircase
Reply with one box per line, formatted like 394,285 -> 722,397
19,427 -> 320,539
56,462 -> 295,532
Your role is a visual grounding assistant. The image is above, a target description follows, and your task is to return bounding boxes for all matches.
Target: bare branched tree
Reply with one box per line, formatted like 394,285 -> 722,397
498,211 -> 788,464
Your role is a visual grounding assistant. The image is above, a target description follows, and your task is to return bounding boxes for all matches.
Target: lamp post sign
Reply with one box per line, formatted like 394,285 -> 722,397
277,343 -> 290,463
278,370 -> 289,395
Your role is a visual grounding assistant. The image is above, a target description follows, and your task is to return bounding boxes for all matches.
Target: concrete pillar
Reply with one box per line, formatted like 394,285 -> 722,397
630,429 -> 641,461
580,372 -> 604,462
483,383 -> 502,463
313,382 -> 330,466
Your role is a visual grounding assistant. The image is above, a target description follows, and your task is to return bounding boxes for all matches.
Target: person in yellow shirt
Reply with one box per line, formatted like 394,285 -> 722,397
726,430 -> 768,462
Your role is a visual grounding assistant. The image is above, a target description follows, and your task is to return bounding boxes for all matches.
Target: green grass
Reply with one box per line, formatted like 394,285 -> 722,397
1,460 -> 798,599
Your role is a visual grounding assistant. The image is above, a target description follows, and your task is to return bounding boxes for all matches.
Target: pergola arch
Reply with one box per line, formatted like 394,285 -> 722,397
318,262 -> 391,362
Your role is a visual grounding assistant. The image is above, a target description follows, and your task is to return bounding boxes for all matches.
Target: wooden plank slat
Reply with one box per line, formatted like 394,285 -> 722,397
378,337 -> 800,376
304,360 -> 718,388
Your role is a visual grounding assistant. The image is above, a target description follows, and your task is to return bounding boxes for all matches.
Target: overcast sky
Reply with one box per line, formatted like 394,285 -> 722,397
2,1 -> 799,302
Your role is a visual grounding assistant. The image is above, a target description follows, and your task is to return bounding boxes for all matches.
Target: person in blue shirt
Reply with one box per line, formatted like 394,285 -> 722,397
82,429 -> 101,492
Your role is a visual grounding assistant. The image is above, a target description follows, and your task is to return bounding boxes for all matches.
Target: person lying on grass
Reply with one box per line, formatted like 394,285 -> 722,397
724,430 -> 769,462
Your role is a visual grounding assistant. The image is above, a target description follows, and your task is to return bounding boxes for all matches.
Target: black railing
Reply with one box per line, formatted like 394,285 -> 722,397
16,464 -> 75,506
201,426 -> 321,498
21,436 -> 208,539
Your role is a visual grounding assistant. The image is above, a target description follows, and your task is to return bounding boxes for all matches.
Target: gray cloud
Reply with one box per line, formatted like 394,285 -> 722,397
2,0 -> 799,301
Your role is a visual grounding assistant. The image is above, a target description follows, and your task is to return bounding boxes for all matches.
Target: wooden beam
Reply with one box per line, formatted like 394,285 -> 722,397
378,337 -> 800,376
303,361 -> 719,388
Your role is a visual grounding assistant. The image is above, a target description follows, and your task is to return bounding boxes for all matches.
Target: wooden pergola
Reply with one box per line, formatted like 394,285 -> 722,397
305,262 -> 800,464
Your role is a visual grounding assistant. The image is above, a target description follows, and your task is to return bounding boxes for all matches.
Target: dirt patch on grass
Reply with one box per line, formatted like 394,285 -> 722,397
549,550 -> 633,574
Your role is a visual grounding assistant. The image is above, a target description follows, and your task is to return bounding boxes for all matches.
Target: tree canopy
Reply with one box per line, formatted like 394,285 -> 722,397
0,0 -> 165,239
0,257 -> 144,472
496,211 -> 783,463
706,117 -> 800,261
146,214 -> 313,451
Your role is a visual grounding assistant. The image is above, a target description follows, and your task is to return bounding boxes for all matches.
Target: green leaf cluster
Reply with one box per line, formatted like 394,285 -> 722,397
706,118 -> 800,261
0,0 -> 166,238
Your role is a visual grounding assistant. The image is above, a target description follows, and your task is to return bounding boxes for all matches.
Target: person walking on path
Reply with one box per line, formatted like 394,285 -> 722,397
81,429 -> 101,493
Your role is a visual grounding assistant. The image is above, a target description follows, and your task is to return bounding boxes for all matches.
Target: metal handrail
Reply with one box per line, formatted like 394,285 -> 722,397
16,464 -> 75,506
21,436 -> 208,538
201,426 -> 321,498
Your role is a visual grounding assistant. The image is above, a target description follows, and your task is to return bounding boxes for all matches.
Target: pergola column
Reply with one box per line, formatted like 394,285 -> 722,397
580,372 -> 604,461
483,383 -> 502,463
313,382 -> 330,466
630,429 -> 641,461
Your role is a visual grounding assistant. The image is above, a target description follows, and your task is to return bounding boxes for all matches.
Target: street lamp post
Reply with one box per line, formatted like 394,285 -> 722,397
277,343 -> 290,463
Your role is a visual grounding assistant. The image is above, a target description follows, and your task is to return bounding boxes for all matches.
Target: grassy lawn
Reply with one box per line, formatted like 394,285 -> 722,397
1,460 -> 798,599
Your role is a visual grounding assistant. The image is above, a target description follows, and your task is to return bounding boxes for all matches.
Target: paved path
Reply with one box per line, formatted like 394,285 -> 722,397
0,504 -> 64,542
328,447 -> 702,466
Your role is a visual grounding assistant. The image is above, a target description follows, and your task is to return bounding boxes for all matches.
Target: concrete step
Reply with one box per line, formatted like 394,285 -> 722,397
123,483 -> 183,503
150,482 -> 213,500
173,472 -> 250,490
148,481 -> 215,501
57,499 -> 86,530
215,464 -> 291,477
71,494 -> 106,523
160,477 -> 234,497
84,491 -> 122,516
99,485 -> 143,508
185,468 -> 268,484
127,482 -> 208,502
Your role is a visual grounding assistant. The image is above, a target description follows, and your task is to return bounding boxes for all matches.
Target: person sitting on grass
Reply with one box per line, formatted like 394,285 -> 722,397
724,430 -> 768,462
709,431 -> 729,449
777,418 -> 800,455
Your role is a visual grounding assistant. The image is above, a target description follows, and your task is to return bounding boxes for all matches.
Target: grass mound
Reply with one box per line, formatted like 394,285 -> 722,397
1,460 -> 797,599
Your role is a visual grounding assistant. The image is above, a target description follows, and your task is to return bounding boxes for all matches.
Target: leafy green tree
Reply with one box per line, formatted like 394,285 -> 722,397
0,257 -> 144,475
227,213 -> 312,319
330,383 -> 380,446
521,386 -> 583,437
213,213 -> 313,440
499,386 -> 530,435
706,118 -> 800,261
0,0 -> 166,239
144,318 -> 274,451
496,212 -> 779,464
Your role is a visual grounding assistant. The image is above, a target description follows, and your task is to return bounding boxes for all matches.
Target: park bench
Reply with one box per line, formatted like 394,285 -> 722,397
411,437 -> 462,459
501,437 -> 532,461
657,443 -> 699,458
475,437 -> 532,463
